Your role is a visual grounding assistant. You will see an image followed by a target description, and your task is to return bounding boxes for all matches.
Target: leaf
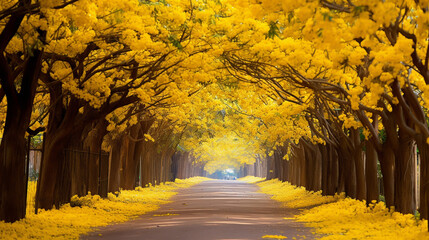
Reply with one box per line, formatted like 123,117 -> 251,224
168,35 -> 183,50
266,22 -> 280,39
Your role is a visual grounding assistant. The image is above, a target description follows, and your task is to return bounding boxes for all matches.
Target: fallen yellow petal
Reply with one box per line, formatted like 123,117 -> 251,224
262,234 -> 287,239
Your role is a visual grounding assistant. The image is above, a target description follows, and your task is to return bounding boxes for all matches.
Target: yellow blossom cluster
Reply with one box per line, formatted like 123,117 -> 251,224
192,134 -> 257,174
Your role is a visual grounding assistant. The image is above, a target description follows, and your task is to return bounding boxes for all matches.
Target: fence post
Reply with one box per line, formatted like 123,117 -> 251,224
98,150 -> 102,196
86,150 -> 90,195
35,132 -> 45,214
24,136 -> 31,217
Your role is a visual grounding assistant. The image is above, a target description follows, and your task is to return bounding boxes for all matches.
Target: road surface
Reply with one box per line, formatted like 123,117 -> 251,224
82,180 -> 315,240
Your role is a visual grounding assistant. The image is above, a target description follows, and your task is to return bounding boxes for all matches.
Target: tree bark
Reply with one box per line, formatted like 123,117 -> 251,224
320,144 -> 329,195
379,144 -> 395,209
365,140 -> 379,203
119,133 -> 132,189
0,116 -> 31,221
36,90 -> 84,209
328,144 -> 339,195
336,150 -> 345,194
108,137 -> 122,193
84,119 -> 108,195
416,137 -> 429,221
119,126 -> 138,190
38,130 -> 70,209
297,143 -> 306,187
0,46 -> 43,221
352,129 -> 366,201
140,140 -> 156,186
266,152 -> 275,180
365,115 -> 379,204
394,129 -> 416,214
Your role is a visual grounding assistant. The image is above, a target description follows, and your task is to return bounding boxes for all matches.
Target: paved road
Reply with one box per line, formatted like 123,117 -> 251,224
82,180 -> 315,240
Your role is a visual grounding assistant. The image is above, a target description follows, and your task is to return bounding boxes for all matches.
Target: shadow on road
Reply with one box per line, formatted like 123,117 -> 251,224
82,180 -> 315,240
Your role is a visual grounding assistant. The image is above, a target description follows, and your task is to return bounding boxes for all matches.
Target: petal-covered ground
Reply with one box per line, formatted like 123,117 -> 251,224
83,179 -> 314,240
0,177 -> 208,239
254,178 -> 429,240
4,177 -> 426,240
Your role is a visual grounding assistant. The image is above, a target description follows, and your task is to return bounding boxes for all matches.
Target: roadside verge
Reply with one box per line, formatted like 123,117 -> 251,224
242,177 -> 429,240
0,177 -> 208,240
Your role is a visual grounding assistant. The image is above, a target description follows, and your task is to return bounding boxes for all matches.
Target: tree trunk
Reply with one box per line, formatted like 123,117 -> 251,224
0,40 -> 43,221
154,148 -> 162,184
281,146 -> 290,182
127,138 -> 143,189
37,85 -> 81,210
394,130 -> 416,214
379,144 -> 395,208
352,129 -> 366,201
365,140 -> 379,203
328,144 -> 339,195
171,151 -> 181,180
416,137 -> 429,221
0,118 -> 29,222
320,144 -> 329,195
84,119 -> 108,195
289,146 -> 301,186
337,150 -> 346,194
37,129 -> 73,209
297,143 -> 306,187
304,144 -> 314,190
274,149 -> 283,180
313,145 -> 322,191
120,126 -> 138,190
266,152 -> 275,180
108,137 -> 122,193
119,134 -> 132,189
303,142 -> 322,191
163,148 -> 175,182
140,141 -> 156,186
173,152 -> 184,179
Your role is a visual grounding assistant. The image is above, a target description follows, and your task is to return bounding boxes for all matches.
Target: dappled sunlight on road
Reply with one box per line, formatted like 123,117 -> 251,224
83,180 -> 314,240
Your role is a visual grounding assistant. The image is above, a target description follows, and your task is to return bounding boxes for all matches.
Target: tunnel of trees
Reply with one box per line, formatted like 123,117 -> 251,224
1,0 -> 429,231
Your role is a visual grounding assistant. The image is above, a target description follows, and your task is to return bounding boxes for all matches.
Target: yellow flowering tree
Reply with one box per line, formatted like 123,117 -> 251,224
34,0 -> 223,211
218,0 -> 429,221
0,0 -> 78,223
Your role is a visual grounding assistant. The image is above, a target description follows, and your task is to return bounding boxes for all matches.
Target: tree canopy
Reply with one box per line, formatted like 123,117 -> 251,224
1,0 -> 429,225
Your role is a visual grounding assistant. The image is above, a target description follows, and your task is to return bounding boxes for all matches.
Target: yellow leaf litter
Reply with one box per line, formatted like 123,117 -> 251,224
0,177 -> 208,240
255,178 -> 429,240
262,234 -> 288,239
238,175 -> 266,184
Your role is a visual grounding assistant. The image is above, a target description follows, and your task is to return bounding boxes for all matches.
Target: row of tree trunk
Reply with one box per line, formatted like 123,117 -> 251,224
238,155 -> 267,178
260,134 -> 420,218
33,118 -> 206,213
